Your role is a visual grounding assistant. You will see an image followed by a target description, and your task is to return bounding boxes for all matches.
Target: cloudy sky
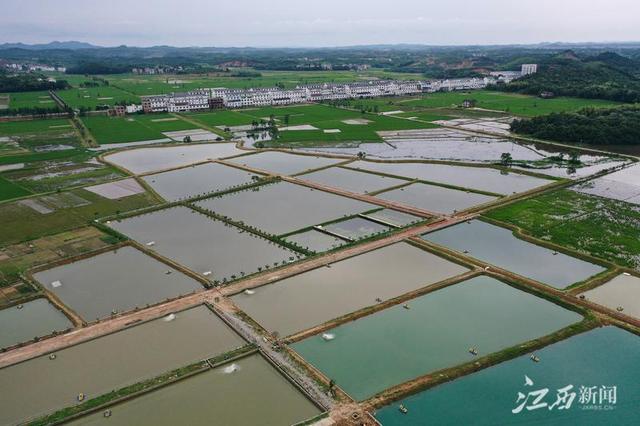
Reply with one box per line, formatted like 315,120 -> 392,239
2,0 -> 640,47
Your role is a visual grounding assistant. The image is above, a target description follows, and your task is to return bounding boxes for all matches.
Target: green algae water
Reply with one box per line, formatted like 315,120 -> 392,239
375,326 -> 640,425
292,276 -> 582,401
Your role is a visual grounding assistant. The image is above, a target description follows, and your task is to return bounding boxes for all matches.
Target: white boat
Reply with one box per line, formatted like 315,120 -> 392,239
321,333 -> 335,341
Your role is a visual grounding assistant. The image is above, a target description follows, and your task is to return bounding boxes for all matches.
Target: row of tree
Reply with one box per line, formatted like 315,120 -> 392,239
0,73 -> 70,93
510,105 -> 640,146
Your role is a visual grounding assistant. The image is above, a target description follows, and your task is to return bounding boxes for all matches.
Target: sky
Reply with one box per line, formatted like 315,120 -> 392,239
2,0 -> 640,47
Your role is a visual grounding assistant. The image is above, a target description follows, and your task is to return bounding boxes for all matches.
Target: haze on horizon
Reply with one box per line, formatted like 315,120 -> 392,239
2,0 -> 640,48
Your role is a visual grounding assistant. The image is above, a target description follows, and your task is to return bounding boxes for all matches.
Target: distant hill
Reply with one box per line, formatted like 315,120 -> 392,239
494,51 -> 640,103
0,41 -> 100,50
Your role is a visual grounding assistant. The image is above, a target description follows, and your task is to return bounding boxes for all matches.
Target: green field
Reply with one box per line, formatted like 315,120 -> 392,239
400,91 -> 621,117
0,119 -> 83,164
56,86 -> 139,109
0,91 -> 57,110
0,176 -> 31,201
82,114 -> 198,144
0,118 -> 73,136
0,188 -> 158,247
484,189 -> 640,268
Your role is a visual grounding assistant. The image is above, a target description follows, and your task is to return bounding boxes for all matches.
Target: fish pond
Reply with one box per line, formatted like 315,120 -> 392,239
233,242 -> 469,337
320,217 -> 391,241
0,298 -> 72,349
226,151 -> 342,175
109,206 -> 300,282
33,246 -> 203,321
0,305 -> 245,426
291,276 -> 582,400
375,326 -> 640,425
142,162 -> 261,201
284,229 -> 347,253
581,273 -> 640,320
423,220 -> 606,289
194,181 -> 377,236
67,353 -> 321,426
298,166 -> 407,194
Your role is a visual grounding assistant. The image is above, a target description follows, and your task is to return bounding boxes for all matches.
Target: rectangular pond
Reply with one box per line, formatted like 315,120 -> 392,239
33,246 -> 204,321
227,151 -> 342,175
0,305 -> 245,426
142,162 -> 261,201
109,206 -> 300,282
292,276 -> 582,400
422,220 -> 606,289
284,229 -> 347,253
581,273 -> 640,319
320,217 -> 391,241
232,242 -> 469,336
194,181 -> 377,236
375,326 -> 640,426
103,143 -> 243,174
347,161 -> 552,195
67,353 -> 321,426
361,209 -> 424,228
376,182 -> 498,214
0,298 -> 72,349
298,166 -> 407,194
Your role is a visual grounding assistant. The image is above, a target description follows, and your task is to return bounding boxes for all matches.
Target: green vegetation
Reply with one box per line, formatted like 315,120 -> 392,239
0,91 -> 65,116
0,188 -> 158,247
0,149 -> 87,166
0,73 -> 69,93
495,53 -> 640,103
56,86 -> 139,110
484,189 -> 640,268
399,91 -> 619,117
511,105 -> 640,145
82,114 -> 197,144
0,176 -> 31,201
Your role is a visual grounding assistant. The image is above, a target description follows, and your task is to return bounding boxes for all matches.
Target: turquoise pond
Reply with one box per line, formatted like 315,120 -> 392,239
291,276 -> 582,400
375,326 -> 640,426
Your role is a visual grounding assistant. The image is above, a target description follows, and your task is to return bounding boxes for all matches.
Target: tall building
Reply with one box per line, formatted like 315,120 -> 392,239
521,64 -> 538,76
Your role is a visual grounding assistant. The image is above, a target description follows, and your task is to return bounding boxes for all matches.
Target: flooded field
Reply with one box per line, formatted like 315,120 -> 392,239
284,229 -> 347,253
321,217 -> 391,240
292,276 -> 582,400
142,162 -> 260,201
0,299 -> 72,349
33,246 -> 203,321
581,273 -> 640,319
68,353 -> 321,426
574,164 -> 640,205
361,209 -> 423,227
226,151 -> 342,175
103,143 -> 243,174
232,242 -> 468,336
423,220 -> 605,288
376,182 -> 498,214
375,326 -> 640,425
194,181 -> 377,235
298,166 -> 407,194
0,305 -> 245,425
347,161 -> 552,195
109,206 -> 299,281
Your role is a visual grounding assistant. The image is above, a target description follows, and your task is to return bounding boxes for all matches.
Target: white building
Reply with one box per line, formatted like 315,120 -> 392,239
521,64 -> 538,76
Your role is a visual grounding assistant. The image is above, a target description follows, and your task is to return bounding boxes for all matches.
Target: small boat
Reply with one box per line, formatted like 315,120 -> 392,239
146,241 -> 156,247
530,355 -> 540,363
244,289 -> 255,295
398,404 -> 408,414
617,306 -> 624,312
403,304 -> 410,310
164,270 -> 172,275
16,304 -> 23,310
103,410 -> 112,418
51,280 -> 62,288
375,297 -> 383,303
164,313 -> 176,322
469,347 -> 478,356
623,272 -> 631,276
202,271 -> 212,276
321,333 -> 335,341
49,354 -> 57,360
77,393 -> 85,402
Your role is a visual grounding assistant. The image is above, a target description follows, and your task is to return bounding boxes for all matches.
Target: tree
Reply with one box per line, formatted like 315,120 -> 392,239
500,152 -> 513,167
284,114 -> 290,126
183,135 -> 192,143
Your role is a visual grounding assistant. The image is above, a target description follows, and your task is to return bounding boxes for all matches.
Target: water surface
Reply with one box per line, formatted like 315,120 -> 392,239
298,166 -> 406,194
0,299 -> 72,349
375,326 -> 640,426
227,151 -> 341,175
0,305 -> 245,426
233,242 -> 468,336
34,246 -> 203,321
284,229 -> 347,253
321,217 -> 391,240
292,276 -> 582,400
376,183 -> 497,214
581,274 -> 640,319
423,220 -> 606,288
